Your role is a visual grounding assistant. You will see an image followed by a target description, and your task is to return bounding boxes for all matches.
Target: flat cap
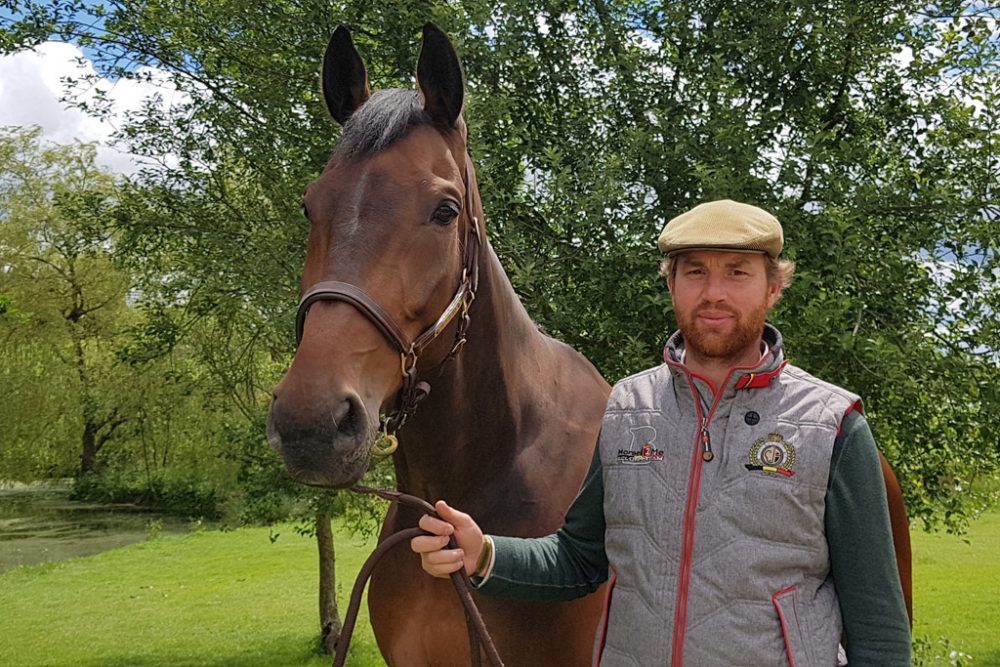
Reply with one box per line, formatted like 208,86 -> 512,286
657,199 -> 783,259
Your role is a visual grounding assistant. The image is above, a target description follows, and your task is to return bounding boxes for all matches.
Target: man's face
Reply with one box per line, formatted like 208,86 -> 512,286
668,251 -> 782,362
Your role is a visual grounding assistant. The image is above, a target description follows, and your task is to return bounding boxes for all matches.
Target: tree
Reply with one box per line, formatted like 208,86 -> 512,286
0,126 -> 131,477
2,2 -> 995,535
3,3 -> 997,661
0,126 -> 243,511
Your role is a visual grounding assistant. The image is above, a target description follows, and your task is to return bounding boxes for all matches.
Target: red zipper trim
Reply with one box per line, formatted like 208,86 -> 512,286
669,378 -> 706,667
664,352 -> 775,667
772,586 -> 798,667
595,567 -> 618,666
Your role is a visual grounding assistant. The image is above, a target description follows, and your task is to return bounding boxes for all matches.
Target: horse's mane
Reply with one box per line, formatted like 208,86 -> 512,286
333,89 -> 432,160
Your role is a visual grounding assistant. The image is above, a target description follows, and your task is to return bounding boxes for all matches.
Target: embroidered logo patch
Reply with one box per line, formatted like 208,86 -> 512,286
616,425 -> 663,464
745,433 -> 795,477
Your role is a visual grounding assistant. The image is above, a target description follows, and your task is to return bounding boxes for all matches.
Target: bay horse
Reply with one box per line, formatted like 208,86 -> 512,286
267,23 -> 608,665
266,23 -> 912,666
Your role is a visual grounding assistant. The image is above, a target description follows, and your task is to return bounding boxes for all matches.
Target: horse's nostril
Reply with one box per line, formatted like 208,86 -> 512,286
332,393 -> 365,440
331,397 -> 350,430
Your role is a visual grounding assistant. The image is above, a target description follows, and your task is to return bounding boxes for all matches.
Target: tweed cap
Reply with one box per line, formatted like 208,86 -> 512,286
657,200 -> 783,258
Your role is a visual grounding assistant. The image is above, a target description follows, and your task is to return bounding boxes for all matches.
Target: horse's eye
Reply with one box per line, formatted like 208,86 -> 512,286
432,203 -> 459,226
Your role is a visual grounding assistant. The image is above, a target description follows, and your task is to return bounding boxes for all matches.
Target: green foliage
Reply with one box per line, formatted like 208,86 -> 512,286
219,413 -> 306,525
0,125 -> 131,477
0,126 -> 249,522
1,1 -> 997,533
71,470 -> 223,518
912,636 -> 974,666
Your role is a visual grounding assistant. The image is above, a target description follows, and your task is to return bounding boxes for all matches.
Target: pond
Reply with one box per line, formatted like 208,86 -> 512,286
0,482 -> 200,574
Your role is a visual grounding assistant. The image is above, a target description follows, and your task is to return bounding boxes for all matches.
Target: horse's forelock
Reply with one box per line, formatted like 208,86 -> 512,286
333,89 -> 432,160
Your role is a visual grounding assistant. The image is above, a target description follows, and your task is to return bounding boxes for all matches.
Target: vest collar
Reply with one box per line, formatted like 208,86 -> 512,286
663,323 -> 787,393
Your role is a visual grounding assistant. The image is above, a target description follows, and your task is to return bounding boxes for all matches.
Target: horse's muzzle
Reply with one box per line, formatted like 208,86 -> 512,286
266,390 -> 375,488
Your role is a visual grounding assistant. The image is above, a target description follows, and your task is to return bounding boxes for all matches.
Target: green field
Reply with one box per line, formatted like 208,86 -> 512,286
0,522 -> 385,667
1,512 -> 997,666
912,509 -> 1000,666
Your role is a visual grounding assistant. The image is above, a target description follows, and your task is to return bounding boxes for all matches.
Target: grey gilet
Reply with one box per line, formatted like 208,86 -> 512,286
595,324 -> 859,666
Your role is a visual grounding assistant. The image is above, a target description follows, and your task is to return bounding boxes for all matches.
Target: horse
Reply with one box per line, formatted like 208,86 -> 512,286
266,23 -> 912,666
266,23 -> 609,665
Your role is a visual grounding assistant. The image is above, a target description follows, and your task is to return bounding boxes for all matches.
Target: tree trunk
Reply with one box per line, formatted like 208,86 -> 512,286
316,510 -> 342,655
80,419 -> 98,475
72,327 -> 99,476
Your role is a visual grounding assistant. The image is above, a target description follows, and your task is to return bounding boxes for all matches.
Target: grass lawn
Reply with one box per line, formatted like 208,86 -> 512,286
0,522 -> 386,667
2,510 -> 998,666
912,509 -> 1000,666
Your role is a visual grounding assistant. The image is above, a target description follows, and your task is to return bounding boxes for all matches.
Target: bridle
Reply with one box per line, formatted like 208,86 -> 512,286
295,161 -> 481,454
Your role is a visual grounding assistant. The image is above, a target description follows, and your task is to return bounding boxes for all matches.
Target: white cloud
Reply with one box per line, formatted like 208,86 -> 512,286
0,41 -> 186,175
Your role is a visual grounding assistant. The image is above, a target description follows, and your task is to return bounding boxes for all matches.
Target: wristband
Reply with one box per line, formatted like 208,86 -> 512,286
472,535 -> 492,577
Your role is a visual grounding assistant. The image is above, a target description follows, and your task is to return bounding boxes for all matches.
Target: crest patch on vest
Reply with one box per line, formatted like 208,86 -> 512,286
617,425 -> 663,464
745,433 -> 795,477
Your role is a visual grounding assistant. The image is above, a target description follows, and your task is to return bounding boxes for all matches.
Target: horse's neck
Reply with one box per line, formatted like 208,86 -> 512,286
393,244 -> 554,504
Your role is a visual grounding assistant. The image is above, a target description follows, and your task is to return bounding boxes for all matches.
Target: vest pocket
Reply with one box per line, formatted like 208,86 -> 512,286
772,586 -> 812,667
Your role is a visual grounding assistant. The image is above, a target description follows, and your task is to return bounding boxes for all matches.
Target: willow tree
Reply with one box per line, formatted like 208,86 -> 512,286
0,126 -> 132,477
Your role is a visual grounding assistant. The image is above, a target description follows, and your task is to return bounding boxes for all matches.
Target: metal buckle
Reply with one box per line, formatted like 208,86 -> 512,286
400,345 -> 419,378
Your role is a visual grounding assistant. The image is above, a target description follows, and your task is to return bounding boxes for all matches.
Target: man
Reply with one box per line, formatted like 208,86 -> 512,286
411,200 -> 911,666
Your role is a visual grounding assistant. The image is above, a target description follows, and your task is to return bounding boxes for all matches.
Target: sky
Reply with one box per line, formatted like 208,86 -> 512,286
0,40 -> 182,174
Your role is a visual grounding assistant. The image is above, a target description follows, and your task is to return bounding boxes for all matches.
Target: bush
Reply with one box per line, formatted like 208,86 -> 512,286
72,470 -> 222,518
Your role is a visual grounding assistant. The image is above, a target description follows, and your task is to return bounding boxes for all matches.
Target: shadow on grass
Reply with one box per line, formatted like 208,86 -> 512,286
979,648 -> 1000,667
31,652 -> 324,667
24,638 -> 378,667
31,654 -> 332,667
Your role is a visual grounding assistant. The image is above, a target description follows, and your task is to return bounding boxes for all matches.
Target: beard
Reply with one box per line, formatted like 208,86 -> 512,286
676,300 -> 769,364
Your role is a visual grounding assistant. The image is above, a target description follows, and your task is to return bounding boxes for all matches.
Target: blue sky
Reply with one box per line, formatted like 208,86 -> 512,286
0,0 -> 110,65
0,2 -> 184,174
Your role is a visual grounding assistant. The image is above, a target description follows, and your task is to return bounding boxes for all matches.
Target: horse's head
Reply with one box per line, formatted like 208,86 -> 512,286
267,24 -> 479,488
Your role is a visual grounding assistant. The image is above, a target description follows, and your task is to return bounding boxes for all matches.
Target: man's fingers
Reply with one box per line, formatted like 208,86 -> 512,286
411,500 -> 483,579
423,548 -> 465,566
421,548 -> 466,578
435,500 -> 475,529
410,534 -> 451,554
418,513 -> 455,536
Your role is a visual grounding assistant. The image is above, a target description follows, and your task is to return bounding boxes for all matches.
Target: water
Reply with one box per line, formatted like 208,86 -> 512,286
0,483 -> 197,574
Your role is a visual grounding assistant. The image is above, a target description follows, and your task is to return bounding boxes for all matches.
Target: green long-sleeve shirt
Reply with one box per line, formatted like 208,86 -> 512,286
476,410 -> 911,666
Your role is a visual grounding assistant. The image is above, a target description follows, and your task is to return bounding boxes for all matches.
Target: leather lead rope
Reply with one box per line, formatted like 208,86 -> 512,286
332,486 -> 505,667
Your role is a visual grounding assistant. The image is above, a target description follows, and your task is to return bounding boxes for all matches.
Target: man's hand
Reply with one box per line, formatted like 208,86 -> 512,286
410,500 -> 484,578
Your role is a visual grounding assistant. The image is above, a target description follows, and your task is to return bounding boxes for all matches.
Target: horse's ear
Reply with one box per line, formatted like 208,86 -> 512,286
416,23 -> 465,128
322,26 -> 370,125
